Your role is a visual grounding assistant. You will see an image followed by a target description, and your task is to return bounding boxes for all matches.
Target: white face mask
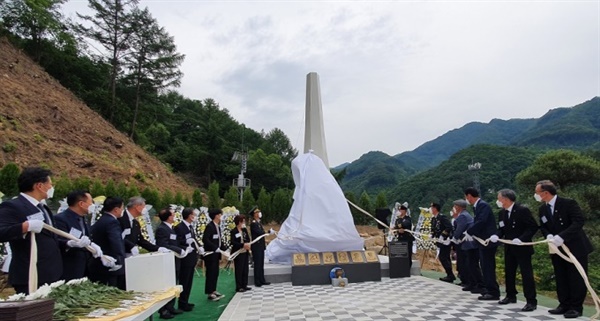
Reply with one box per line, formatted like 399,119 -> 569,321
87,204 -> 96,214
258,212 -> 262,219
242,223 -> 246,228
141,207 -> 149,216
45,186 -> 55,199
496,200 -> 503,208
534,193 -> 543,202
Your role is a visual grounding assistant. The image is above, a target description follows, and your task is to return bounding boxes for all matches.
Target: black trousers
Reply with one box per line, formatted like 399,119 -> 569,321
204,254 -> 220,294
438,244 -> 454,278
159,267 -> 180,314
234,253 -> 249,290
479,246 -> 500,297
504,247 -> 536,304
466,248 -> 483,289
456,248 -> 469,284
252,247 -> 266,285
179,255 -> 197,307
551,253 -> 588,312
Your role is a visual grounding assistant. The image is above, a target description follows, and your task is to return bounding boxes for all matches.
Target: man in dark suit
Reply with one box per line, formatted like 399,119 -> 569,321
452,199 -> 483,292
490,189 -> 538,312
54,190 -> 100,281
174,208 -> 199,312
120,196 -> 159,255
430,202 -> 455,282
0,167 -> 62,294
88,197 -> 126,289
249,206 -> 272,287
536,180 -> 594,319
202,208 -> 227,301
156,208 -> 186,319
465,187 -> 500,300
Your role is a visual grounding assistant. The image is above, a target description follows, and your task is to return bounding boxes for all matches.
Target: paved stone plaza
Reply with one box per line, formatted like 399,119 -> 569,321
219,276 -> 572,321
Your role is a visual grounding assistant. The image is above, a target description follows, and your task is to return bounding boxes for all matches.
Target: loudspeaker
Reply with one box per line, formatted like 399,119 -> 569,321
375,208 -> 391,230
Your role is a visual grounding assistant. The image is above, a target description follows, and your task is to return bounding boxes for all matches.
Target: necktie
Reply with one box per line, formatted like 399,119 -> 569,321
37,203 -> 52,226
547,204 -> 553,217
190,226 -> 196,239
79,217 -> 87,236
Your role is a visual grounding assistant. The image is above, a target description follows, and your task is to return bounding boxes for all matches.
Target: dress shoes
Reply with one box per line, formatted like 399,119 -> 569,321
439,276 -> 455,283
548,306 -> 568,315
470,287 -> 484,294
244,287 -> 252,291
262,282 -> 271,285
169,308 -> 183,315
563,310 -> 582,318
159,311 -> 174,319
478,294 -> 500,301
179,304 -> 193,312
521,303 -> 536,312
236,288 -> 246,293
498,297 -> 517,305
461,286 -> 473,291
255,283 -> 262,287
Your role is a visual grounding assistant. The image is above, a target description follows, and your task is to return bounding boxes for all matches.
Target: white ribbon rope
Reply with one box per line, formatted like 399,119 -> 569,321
348,199 -> 600,320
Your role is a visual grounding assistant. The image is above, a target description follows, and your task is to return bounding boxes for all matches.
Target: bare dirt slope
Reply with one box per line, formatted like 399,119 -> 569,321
0,38 -> 194,194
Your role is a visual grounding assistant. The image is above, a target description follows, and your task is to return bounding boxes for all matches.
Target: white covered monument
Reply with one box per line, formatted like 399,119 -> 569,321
266,73 -> 364,264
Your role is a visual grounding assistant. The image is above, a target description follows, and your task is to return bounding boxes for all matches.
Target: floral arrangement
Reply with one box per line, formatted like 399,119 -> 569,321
415,207 -> 436,250
0,278 -> 142,321
193,206 -> 238,249
169,205 -> 184,227
194,207 -> 210,247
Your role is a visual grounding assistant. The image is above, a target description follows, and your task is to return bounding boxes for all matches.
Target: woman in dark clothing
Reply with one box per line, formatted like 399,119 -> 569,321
230,215 -> 251,292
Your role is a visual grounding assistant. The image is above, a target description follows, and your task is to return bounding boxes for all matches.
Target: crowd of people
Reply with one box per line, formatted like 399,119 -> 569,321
0,167 -> 272,320
426,183 -> 592,319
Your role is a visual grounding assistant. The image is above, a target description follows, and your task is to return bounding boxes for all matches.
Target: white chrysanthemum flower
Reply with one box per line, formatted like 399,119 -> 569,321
49,280 -> 65,288
66,277 -> 88,285
7,293 -> 26,301
26,284 -> 52,300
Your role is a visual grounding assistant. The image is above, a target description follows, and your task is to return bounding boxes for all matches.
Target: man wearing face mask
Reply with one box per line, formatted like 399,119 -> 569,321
249,206 -> 272,287
174,207 -> 200,312
0,167 -> 62,294
535,180 -> 593,319
88,197 -> 126,289
203,208 -> 228,301
54,190 -> 103,281
119,196 -> 161,256
489,189 -> 538,312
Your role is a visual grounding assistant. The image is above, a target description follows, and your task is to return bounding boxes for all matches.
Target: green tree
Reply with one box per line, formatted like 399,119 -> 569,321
241,188 -> 256,214
345,192 -> 361,224
52,174 -> 72,200
257,187 -> 271,223
0,0 -> 71,61
260,128 -> 298,164
141,186 -> 159,207
104,178 -> 116,197
127,184 -> 139,199
160,189 -> 174,209
124,6 -> 184,139
191,188 -> 203,207
375,191 -> 388,209
115,181 -> 128,198
358,191 -> 373,225
173,191 -> 186,206
0,162 -> 20,196
72,176 -> 91,191
222,185 -> 240,209
90,178 -> 105,197
207,180 -> 221,209
271,188 -> 292,224
76,0 -> 138,122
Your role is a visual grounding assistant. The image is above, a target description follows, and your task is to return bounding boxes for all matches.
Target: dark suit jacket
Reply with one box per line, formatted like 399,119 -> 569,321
54,208 -> 91,280
497,203 -> 538,255
118,212 -> 159,253
431,213 -> 453,239
249,220 -> 266,250
230,227 -> 250,254
174,222 -> 198,267
0,195 -> 63,286
453,210 -> 476,250
202,221 -> 226,260
467,199 -> 498,248
156,222 -> 184,271
539,196 -> 593,258
89,213 -> 126,276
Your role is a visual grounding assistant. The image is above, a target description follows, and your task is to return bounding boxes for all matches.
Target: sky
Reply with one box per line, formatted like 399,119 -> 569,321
62,0 -> 600,167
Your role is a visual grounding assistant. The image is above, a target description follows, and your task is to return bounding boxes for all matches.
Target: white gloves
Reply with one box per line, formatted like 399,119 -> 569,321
179,249 -> 186,256
68,236 -> 91,248
437,236 -> 444,243
546,234 -> 554,241
490,235 -> 499,243
27,220 -> 44,233
552,235 -> 564,247
131,246 -> 140,256
463,232 -> 474,242
215,248 -> 221,253
158,247 -> 171,253
90,242 -> 103,258
512,238 -> 523,245
186,238 -> 195,245
101,256 -> 116,268
198,246 -> 205,255
269,228 -> 276,235
186,245 -> 194,254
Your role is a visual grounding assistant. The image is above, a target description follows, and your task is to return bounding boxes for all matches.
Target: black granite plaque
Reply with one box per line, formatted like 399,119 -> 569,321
388,241 -> 411,278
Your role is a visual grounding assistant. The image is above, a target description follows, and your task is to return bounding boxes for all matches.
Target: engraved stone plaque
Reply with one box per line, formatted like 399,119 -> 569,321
293,253 -> 307,266
323,252 -> 336,264
365,250 -> 379,262
308,252 -> 321,265
336,251 -> 350,264
351,251 -> 365,263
